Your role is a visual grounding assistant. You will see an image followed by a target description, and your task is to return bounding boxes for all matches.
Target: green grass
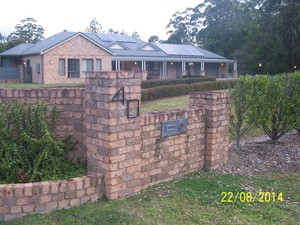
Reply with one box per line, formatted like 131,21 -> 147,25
0,83 -> 85,88
141,95 -> 189,113
4,172 -> 300,225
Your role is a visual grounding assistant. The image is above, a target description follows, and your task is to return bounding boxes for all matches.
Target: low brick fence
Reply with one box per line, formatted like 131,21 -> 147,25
0,173 -> 103,221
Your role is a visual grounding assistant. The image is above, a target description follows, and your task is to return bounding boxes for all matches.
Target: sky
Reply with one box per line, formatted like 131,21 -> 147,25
0,0 -> 202,41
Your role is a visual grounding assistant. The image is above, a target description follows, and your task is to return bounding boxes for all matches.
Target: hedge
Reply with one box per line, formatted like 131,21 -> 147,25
141,80 -> 237,101
141,77 -> 216,89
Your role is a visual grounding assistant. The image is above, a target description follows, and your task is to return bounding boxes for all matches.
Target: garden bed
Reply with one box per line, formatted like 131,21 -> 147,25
217,130 -> 300,176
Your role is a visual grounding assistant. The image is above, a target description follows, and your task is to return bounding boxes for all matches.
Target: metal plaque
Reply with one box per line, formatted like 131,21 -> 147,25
161,119 -> 188,138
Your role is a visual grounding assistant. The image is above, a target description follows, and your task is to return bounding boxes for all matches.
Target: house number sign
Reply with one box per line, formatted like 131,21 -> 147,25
112,87 -> 140,119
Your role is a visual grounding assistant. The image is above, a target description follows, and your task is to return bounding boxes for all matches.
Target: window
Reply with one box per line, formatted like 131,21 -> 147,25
96,59 -> 102,72
35,63 -> 40,74
82,59 -> 93,78
68,59 -> 80,78
58,59 -> 65,76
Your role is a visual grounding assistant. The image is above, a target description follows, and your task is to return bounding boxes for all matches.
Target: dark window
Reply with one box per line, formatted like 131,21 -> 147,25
68,59 -> 80,78
36,63 -> 40,74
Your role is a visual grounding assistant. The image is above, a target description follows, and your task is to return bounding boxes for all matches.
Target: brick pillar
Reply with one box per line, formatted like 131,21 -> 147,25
85,71 -> 142,200
189,92 -> 230,170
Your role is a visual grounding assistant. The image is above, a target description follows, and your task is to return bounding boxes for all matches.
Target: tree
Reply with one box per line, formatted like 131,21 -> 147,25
165,0 -> 300,74
0,32 -> 6,52
166,6 -> 202,44
148,35 -> 160,43
85,17 -> 103,33
107,28 -> 119,34
8,17 -> 44,43
131,31 -> 140,39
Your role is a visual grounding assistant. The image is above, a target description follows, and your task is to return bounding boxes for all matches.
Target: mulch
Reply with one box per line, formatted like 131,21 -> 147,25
216,131 -> 300,176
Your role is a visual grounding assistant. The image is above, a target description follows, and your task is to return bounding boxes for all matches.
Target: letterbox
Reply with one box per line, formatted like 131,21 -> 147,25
161,119 -> 188,138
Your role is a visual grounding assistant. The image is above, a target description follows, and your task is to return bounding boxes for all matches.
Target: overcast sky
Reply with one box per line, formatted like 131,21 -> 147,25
0,0 -> 202,41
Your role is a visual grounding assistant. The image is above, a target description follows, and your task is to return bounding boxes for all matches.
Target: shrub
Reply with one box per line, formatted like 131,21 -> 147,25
229,76 -> 253,149
141,77 -> 216,89
229,72 -> 300,142
141,80 -> 237,101
0,100 -> 79,184
247,74 -> 298,142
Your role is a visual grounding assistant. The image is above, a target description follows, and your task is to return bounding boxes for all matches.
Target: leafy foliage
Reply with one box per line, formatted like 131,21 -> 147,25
85,17 -> 103,33
0,101 -> 80,183
0,17 -> 44,52
230,72 -> 300,143
166,0 -> 300,74
8,17 -> 45,43
229,76 -> 253,149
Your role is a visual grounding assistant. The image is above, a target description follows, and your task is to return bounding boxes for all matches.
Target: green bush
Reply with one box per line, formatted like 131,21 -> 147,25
230,72 -> 300,143
229,76 -> 253,149
141,77 -> 216,89
141,80 -> 237,101
0,100 -> 82,184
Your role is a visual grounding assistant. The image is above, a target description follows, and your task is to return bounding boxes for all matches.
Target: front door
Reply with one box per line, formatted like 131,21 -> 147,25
176,62 -> 182,78
24,60 -> 32,83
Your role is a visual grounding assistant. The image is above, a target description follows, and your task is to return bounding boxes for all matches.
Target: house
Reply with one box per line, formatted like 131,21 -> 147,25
0,31 -> 238,84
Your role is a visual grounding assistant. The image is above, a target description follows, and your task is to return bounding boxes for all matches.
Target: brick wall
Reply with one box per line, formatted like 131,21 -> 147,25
190,92 -> 231,169
85,71 -> 230,200
0,88 -> 86,160
140,109 -> 205,189
0,173 -> 103,221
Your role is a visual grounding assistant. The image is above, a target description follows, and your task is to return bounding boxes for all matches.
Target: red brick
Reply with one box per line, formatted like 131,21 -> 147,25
16,197 -> 28,206
10,206 -> 21,214
40,195 -> 52,204
14,184 -> 24,197
24,183 -> 33,196
58,200 -> 70,209
22,204 -> 35,213
0,206 -> 9,214
5,185 -> 14,198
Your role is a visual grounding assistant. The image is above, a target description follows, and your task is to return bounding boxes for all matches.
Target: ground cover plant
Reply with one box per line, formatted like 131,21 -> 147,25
0,100 -> 86,184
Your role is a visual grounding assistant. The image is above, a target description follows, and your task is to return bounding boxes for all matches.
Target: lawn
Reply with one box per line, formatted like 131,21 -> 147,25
3,172 -> 300,225
141,95 -> 189,113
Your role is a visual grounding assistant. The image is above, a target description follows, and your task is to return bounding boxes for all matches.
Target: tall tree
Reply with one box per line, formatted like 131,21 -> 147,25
165,0 -> 300,74
8,17 -> 44,43
148,35 -> 160,43
166,6 -> 202,44
131,31 -> 141,39
85,17 -> 103,33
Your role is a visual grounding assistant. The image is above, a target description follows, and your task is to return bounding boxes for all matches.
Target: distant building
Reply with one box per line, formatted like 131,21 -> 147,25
0,31 -> 237,83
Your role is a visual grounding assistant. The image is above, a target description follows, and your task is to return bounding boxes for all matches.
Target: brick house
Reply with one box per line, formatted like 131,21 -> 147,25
0,31 -> 237,84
